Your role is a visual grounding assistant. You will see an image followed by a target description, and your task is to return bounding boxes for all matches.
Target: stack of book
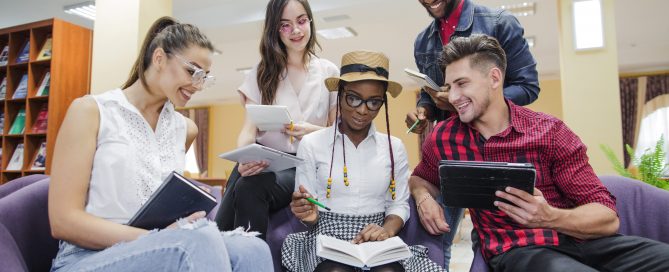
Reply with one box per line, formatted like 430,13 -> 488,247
16,41 -> 30,64
9,108 -> 26,134
0,45 -> 9,66
12,74 -> 28,99
32,104 -> 48,133
6,143 -> 24,171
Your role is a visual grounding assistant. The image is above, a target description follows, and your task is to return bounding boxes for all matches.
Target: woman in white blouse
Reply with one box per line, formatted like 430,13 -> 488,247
282,51 -> 444,272
48,17 -> 271,272
215,0 -> 338,240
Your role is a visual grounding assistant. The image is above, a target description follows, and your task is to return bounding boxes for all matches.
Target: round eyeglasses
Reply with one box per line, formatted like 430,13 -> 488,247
344,93 -> 385,111
171,53 -> 216,89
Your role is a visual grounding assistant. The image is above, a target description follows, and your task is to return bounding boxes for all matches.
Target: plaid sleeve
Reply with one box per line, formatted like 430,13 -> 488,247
411,132 -> 440,187
549,121 -> 617,213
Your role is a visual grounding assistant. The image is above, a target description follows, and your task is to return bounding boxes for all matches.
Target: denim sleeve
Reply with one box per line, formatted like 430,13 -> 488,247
413,38 -> 439,117
495,12 -> 540,106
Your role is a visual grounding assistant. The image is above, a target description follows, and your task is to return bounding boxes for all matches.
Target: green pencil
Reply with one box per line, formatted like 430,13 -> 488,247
306,197 -> 331,211
406,119 -> 421,134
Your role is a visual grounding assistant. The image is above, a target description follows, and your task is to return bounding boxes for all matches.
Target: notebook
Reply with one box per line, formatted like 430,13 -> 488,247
127,171 -> 217,230
316,235 -> 412,269
218,143 -> 303,172
245,104 -> 292,131
404,68 -> 441,91
439,160 -> 536,209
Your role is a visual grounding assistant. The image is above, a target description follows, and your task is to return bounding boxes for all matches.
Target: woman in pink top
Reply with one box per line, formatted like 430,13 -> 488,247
215,0 -> 338,240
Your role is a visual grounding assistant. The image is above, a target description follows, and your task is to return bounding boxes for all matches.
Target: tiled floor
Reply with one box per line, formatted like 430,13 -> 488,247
449,214 -> 474,272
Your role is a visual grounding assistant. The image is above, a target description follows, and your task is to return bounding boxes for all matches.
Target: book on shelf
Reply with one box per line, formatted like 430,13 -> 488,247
0,77 -> 6,100
13,74 -> 28,99
31,141 -> 47,170
315,235 -> 412,269
0,112 -> 4,133
0,45 -> 9,66
32,104 -> 48,133
127,171 -> 217,230
36,37 -> 52,61
6,143 -> 24,171
9,108 -> 26,134
16,41 -> 30,63
36,72 -> 50,96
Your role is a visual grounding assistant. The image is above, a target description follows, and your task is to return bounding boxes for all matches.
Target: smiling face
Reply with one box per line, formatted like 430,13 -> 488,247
338,80 -> 386,135
279,0 -> 312,55
444,57 -> 497,124
156,45 -> 213,107
418,0 -> 457,19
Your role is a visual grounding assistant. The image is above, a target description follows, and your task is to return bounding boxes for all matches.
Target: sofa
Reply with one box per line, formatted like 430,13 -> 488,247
0,175 -> 222,272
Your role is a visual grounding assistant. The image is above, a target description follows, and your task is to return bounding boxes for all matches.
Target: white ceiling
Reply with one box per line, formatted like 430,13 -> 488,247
1,0 -> 668,106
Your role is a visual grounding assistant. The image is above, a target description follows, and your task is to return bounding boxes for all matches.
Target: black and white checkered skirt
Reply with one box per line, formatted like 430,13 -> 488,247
281,211 -> 445,272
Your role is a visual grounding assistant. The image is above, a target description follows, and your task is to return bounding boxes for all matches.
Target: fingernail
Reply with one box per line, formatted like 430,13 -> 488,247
505,187 -> 511,192
495,191 -> 502,196
494,201 -> 499,206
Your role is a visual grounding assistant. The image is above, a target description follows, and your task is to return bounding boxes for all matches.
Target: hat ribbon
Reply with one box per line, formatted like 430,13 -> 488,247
340,64 -> 389,79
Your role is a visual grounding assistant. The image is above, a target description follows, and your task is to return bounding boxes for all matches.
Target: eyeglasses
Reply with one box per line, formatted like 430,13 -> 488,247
171,53 -> 215,89
279,16 -> 311,34
344,93 -> 385,111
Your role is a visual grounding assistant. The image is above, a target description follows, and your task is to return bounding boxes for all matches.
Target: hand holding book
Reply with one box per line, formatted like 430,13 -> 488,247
352,223 -> 392,244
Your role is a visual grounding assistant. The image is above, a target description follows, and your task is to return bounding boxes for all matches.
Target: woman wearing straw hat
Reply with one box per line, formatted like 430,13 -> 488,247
215,0 -> 339,240
282,51 -> 444,272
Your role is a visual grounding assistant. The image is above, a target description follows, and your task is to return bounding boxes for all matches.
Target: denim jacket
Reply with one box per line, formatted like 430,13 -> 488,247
414,0 -> 539,121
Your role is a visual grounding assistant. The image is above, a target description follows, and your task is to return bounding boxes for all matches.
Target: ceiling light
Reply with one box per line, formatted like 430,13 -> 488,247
64,1 -> 96,21
317,27 -> 357,40
322,15 -> 351,23
500,2 -> 536,17
572,0 -> 604,50
236,67 -> 253,75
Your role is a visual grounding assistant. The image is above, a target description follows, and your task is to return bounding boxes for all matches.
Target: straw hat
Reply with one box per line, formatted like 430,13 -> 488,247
325,50 -> 402,98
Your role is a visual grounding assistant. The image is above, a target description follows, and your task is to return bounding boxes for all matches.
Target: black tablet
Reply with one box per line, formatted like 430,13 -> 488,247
438,160 -> 536,210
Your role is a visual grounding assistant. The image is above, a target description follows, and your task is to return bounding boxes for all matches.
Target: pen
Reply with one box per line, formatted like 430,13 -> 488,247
306,197 -> 331,211
289,121 -> 294,144
406,119 -> 421,134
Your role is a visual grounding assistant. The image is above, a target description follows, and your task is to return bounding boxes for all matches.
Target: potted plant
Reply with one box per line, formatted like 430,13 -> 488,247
600,135 -> 668,190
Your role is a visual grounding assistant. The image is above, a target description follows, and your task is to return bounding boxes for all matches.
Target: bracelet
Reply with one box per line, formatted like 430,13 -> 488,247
416,194 -> 433,209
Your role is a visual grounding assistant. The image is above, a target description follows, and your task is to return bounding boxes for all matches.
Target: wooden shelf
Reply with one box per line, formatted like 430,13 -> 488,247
0,18 -> 92,184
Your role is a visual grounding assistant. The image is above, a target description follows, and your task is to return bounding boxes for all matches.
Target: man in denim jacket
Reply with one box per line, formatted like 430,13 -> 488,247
406,0 -> 539,269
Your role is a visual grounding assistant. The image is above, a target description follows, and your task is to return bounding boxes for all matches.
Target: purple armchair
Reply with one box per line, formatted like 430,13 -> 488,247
266,197 -> 445,272
0,175 -> 222,272
469,175 -> 669,272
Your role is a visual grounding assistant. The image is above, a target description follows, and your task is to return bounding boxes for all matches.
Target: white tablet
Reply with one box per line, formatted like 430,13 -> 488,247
246,105 -> 292,131
218,144 -> 304,172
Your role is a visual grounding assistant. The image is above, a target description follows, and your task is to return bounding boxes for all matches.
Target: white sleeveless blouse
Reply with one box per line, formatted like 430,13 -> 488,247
84,89 -> 187,224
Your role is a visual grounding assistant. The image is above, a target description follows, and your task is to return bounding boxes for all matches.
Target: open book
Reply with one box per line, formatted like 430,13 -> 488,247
404,68 -> 441,91
316,235 -> 412,268
246,104 -> 292,131
218,143 -> 303,172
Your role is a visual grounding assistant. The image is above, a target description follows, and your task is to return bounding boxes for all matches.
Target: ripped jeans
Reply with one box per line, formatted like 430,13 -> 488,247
50,220 -> 273,272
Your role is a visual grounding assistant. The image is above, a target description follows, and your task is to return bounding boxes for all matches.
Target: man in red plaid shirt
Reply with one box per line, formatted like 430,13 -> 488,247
410,34 -> 669,271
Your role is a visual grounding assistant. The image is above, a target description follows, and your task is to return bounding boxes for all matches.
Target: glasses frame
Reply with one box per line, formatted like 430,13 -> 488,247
171,53 -> 215,89
278,16 -> 312,34
344,92 -> 385,111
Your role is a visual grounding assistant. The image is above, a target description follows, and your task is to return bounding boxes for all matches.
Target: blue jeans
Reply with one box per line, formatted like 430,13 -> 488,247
437,195 -> 465,272
50,221 -> 272,272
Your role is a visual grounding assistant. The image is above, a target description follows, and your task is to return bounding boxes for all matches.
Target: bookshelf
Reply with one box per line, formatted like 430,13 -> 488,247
0,19 -> 92,184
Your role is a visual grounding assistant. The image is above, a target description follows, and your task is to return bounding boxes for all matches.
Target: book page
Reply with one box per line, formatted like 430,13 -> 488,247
317,235 -> 411,268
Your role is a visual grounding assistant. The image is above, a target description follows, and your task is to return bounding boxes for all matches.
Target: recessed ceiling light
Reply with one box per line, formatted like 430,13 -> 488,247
64,1 -> 96,21
317,27 -> 357,40
500,2 -> 536,17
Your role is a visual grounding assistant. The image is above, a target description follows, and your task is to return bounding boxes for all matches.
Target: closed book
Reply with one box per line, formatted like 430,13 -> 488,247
32,104 -> 48,133
16,41 -> 29,63
36,37 -> 52,61
36,72 -> 50,96
9,109 -> 26,134
127,171 -> 217,230
31,141 -> 46,170
316,235 -> 412,268
0,77 -> 6,100
6,143 -> 24,171
0,45 -> 8,66
13,74 -> 28,99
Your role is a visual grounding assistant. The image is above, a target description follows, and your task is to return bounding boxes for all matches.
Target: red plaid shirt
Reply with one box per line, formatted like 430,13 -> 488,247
412,100 -> 617,260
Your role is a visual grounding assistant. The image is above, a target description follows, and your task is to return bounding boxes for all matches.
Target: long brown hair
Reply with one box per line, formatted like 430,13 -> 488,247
122,16 -> 215,93
257,0 -> 321,105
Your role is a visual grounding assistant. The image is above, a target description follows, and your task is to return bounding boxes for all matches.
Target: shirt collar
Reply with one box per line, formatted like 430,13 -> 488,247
428,0 -> 472,38
505,99 -> 527,134
328,120 -> 378,147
